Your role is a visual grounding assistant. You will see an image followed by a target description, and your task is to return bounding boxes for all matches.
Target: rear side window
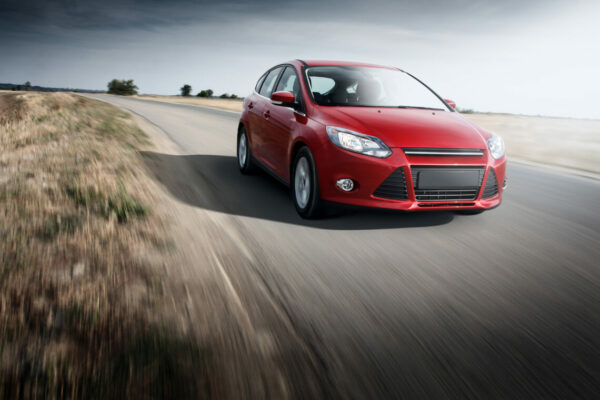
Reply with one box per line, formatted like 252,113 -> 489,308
255,73 -> 267,92
275,67 -> 300,98
259,67 -> 283,97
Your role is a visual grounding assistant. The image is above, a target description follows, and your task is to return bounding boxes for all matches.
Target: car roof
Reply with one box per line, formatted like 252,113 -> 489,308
296,60 -> 400,70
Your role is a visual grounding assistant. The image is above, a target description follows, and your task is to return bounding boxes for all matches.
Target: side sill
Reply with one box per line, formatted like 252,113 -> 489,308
251,155 -> 290,187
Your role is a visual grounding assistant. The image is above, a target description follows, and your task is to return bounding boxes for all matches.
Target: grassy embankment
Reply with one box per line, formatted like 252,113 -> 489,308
0,93 -> 209,398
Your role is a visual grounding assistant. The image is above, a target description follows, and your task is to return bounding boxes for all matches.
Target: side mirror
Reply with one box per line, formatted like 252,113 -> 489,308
271,91 -> 296,108
444,99 -> 456,109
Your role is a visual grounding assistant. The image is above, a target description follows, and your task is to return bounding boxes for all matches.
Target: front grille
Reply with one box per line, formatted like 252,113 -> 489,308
403,148 -> 484,156
482,168 -> 498,198
411,166 -> 485,201
372,168 -> 408,200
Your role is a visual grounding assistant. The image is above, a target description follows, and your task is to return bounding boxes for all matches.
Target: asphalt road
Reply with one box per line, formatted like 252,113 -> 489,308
87,94 -> 600,399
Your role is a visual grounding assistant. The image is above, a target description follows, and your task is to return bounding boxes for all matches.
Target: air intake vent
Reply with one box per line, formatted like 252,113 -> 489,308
373,168 -> 408,200
482,168 -> 498,199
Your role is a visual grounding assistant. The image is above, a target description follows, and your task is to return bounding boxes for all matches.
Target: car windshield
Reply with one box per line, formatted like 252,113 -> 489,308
305,66 -> 449,110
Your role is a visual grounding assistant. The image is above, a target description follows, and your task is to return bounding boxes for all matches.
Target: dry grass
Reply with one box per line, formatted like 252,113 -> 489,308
0,93 -> 209,398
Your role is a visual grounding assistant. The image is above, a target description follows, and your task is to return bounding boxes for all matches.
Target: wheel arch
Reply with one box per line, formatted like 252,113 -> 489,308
289,140 -> 308,176
237,121 -> 246,135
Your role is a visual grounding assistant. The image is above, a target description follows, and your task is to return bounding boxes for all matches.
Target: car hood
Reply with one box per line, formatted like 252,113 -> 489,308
312,107 -> 487,149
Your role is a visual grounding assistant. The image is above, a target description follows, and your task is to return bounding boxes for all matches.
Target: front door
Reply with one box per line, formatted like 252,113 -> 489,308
262,66 -> 306,179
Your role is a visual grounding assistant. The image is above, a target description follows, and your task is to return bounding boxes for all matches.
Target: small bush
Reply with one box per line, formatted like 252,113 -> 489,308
196,89 -> 213,97
107,79 -> 138,96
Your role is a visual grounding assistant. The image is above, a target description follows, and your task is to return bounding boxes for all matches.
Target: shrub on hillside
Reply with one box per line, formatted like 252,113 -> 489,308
107,79 -> 138,96
196,89 -> 213,97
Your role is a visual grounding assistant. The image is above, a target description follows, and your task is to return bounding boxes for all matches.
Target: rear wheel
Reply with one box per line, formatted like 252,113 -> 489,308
237,126 -> 256,174
291,147 -> 324,219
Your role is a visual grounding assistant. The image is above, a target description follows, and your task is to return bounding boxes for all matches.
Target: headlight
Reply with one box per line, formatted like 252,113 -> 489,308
487,134 -> 505,160
326,126 -> 391,158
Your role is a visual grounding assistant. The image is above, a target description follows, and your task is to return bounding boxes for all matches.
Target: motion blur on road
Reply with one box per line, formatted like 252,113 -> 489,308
86,94 -> 600,399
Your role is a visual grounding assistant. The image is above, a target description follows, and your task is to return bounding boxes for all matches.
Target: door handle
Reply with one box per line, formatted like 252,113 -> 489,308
263,110 -> 270,119
248,102 -> 254,109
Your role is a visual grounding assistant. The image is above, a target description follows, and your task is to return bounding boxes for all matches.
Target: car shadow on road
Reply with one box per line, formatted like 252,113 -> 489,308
140,152 -> 454,230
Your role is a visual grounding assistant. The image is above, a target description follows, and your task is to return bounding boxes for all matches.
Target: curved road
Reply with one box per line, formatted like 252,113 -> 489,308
88,94 -> 600,399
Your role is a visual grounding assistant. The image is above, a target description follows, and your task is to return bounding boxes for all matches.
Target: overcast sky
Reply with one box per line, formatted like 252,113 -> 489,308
1,0 -> 599,118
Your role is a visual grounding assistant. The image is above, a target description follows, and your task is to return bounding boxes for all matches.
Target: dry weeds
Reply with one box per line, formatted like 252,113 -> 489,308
0,93 -> 209,399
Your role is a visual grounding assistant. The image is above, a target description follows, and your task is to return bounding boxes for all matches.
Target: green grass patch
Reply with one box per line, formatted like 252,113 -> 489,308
65,180 -> 147,223
38,214 -> 80,241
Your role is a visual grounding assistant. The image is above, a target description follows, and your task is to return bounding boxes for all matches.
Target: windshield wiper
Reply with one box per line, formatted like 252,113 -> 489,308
396,106 -> 445,111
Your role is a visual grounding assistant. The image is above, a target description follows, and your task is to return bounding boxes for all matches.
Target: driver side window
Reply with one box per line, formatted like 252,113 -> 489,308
275,67 -> 299,98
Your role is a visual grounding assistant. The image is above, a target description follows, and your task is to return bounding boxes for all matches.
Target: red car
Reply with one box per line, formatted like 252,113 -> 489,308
238,60 -> 506,218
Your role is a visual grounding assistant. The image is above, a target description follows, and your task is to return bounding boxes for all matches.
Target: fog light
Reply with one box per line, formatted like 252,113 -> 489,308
336,178 -> 354,192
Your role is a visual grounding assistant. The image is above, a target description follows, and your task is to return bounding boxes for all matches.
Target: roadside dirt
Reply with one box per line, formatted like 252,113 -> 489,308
131,113 -> 333,399
1,92 -> 323,399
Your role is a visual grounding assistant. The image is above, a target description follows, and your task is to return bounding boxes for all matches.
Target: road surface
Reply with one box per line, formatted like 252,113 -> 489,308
86,94 -> 600,399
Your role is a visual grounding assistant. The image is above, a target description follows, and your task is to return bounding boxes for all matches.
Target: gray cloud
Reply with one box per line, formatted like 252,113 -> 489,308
1,0 -> 559,33
1,0 -> 598,119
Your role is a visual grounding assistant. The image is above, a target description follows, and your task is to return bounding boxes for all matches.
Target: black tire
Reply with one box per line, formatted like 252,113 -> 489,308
455,210 -> 484,215
291,147 -> 325,219
237,126 -> 256,174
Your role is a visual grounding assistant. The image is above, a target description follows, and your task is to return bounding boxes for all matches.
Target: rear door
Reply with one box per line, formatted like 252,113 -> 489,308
263,66 -> 306,178
253,66 -> 284,165
246,72 -> 268,154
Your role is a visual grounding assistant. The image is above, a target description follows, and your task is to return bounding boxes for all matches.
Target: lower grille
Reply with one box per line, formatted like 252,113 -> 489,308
414,189 -> 480,201
482,168 -> 498,198
418,202 -> 475,207
411,166 -> 485,201
372,168 -> 408,200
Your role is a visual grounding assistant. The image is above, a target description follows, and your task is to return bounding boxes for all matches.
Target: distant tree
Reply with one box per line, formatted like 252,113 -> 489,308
230,94 -> 238,99
197,88 -> 214,97
24,81 -> 32,91
219,93 -> 229,99
180,84 -> 192,96
107,79 -> 138,95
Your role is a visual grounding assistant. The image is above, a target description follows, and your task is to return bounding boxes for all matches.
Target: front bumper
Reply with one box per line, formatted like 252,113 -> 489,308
316,143 -> 506,211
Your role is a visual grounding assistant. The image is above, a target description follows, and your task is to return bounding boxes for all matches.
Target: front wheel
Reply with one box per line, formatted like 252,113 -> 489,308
291,147 -> 324,219
237,127 -> 256,174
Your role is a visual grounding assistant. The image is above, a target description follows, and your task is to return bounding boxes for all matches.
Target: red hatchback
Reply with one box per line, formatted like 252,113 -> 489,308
238,60 -> 506,218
